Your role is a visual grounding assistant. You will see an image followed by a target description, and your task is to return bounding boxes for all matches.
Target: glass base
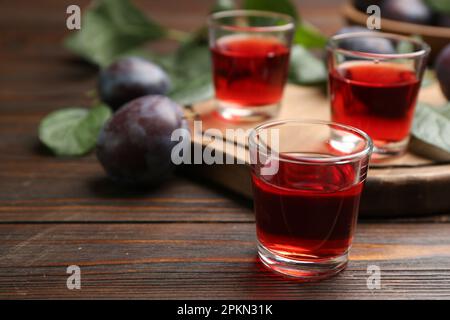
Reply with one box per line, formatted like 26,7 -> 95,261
371,136 -> 409,160
258,242 -> 348,280
216,100 -> 279,122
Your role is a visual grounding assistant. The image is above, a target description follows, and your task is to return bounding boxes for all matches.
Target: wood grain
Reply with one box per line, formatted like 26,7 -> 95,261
1,0 -> 450,299
1,223 -> 450,299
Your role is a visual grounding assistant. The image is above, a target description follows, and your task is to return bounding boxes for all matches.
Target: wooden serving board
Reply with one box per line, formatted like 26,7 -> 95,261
186,83 -> 450,217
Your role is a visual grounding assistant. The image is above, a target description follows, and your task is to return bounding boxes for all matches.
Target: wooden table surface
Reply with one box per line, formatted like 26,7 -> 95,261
1,0 -> 450,299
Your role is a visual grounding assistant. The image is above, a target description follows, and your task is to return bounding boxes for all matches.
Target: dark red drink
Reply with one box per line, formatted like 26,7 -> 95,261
252,157 -> 363,260
329,62 -> 420,143
211,35 -> 290,106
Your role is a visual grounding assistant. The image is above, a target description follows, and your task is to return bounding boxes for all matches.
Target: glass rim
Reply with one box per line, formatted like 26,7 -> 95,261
248,119 -> 373,165
208,9 -> 296,33
327,31 -> 431,60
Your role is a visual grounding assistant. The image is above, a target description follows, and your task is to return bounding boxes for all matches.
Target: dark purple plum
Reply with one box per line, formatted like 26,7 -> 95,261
436,44 -> 450,101
435,13 -> 450,28
99,57 -> 171,111
353,0 -> 384,12
96,95 -> 188,186
335,26 -> 396,54
381,0 -> 433,25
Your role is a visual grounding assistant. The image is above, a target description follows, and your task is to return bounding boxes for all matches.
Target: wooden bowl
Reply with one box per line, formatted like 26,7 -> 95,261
342,1 -> 450,61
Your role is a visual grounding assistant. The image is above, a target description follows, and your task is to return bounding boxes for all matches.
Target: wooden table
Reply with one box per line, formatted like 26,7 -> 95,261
1,0 -> 450,299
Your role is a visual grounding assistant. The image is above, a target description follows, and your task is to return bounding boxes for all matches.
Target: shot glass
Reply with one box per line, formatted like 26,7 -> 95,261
249,120 -> 373,279
208,10 -> 295,121
327,32 -> 430,158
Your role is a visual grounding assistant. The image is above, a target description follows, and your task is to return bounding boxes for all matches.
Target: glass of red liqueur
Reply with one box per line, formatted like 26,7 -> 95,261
249,120 -> 373,279
327,32 -> 430,158
208,10 -> 295,121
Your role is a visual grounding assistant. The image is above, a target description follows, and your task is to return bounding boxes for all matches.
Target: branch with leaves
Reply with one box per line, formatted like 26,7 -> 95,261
40,0 -> 450,159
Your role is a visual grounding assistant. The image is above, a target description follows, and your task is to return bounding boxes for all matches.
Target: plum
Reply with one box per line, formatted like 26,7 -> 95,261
96,95 -> 188,186
436,44 -> 450,101
381,0 -> 433,25
98,57 -> 171,111
435,13 -> 450,28
334,26 -> 395,54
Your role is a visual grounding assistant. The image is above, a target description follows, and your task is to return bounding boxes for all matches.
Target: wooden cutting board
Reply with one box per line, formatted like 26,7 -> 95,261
185,83 -> 450,217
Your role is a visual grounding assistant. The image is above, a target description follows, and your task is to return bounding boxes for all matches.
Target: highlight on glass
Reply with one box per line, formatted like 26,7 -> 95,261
327,32 -> 430,158
208,10 -> 295,121
249,120 -> 373,279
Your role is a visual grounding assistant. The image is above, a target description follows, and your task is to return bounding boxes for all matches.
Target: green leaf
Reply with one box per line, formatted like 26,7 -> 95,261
424,0 -> 450,14
169,72 -> 214,106
243,0 -> 299,21
165,43 -> 214,105
289,45 -> 327,85
396,35 -> 422,55
396,39 -> 414,54
421,69 -> 436,88
411,102 -> 450,157
294,23 -> 328,49
64,0 -> 165,67
211,0 -> 236,13
39,105 -> 112,156
242,1 -> 328,50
